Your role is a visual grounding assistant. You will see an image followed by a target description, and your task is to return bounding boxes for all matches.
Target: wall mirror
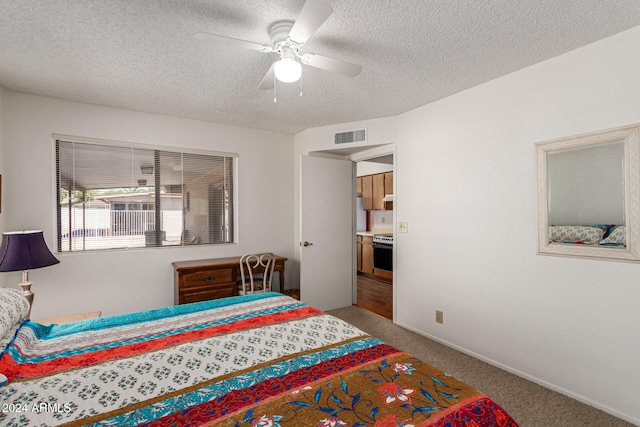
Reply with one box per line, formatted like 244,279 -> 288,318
535,124 -> 640,262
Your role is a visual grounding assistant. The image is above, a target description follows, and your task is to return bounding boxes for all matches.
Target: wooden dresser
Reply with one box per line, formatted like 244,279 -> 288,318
172,256 -> 288,305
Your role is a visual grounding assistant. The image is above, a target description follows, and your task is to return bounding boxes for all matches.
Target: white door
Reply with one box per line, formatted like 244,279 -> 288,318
300,155 -> 353,311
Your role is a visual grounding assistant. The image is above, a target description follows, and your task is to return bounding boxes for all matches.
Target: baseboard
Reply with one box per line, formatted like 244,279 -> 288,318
395,320 -> 640,426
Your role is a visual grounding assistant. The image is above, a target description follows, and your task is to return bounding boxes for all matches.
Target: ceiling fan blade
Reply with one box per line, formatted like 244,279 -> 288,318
288,0 -> 333,44
258,63 -> 275,90
194,32 -> 274,53
302,54 -> 362,77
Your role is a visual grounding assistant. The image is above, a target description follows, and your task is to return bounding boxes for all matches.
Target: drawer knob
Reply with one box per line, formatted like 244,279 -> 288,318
204,276 -> 216,283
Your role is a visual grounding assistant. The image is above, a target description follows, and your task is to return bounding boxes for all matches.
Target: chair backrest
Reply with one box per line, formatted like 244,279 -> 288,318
239,253 -> 276,295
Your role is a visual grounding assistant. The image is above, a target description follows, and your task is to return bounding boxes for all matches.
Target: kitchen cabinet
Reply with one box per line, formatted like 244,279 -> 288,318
373,173 -> 385,210
384,172 -> 393,195
358,172 -> 393,211
384,172 -> 394,210
362,236 -> 373,273
357,234 -> 373,274
362,175 -> 373,210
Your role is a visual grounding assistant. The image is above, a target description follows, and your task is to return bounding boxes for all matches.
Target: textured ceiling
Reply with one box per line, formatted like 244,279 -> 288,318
1,1 -> 640,135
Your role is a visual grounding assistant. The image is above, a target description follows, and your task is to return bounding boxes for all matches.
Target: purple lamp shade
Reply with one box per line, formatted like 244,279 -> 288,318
0,231 -> 60,272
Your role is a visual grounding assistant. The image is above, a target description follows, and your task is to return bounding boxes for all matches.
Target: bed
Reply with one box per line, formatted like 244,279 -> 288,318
0,290 -> 518,426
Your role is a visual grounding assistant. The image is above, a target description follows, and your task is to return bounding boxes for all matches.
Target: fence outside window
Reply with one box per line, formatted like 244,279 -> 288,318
59,207 -> 183,251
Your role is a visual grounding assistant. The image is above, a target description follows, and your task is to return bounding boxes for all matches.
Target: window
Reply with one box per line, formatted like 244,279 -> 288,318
55,138 -> 237,252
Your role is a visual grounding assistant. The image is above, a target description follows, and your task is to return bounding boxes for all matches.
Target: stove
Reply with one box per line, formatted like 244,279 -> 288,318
373,233 -> 393,245
372,234 -> 393,272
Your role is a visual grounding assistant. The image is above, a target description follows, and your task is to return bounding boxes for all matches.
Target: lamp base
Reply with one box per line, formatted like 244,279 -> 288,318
19,281 -> 34,318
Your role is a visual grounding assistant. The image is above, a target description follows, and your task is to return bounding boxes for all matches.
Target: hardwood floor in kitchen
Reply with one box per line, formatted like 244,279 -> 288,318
356,272 -> 393,319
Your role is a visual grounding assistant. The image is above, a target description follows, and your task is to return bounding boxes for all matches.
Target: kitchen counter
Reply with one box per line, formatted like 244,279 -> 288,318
356,229 -> 392,237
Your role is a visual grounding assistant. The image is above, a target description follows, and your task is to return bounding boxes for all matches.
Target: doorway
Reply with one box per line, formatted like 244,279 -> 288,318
354,154 -> 395,319
300,146 -> 396,318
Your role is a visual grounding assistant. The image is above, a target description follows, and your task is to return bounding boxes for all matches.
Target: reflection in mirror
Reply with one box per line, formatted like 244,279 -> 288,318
548,141 -> 625,246
536,124 -> 640,262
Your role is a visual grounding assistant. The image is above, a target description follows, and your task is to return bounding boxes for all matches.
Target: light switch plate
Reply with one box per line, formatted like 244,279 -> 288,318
399,222 -> 408,233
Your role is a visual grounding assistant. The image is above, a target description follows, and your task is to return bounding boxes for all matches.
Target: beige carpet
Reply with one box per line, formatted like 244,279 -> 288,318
327,305 -> 634,427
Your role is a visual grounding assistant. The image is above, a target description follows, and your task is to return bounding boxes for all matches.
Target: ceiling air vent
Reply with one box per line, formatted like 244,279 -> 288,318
334,129 -> 366,145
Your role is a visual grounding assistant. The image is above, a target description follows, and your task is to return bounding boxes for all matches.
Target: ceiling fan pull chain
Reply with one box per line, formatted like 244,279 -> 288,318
273,74 -> 277,103
299,74 -> 303,97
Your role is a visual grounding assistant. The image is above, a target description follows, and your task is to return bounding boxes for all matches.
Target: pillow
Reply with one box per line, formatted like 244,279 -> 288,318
0,288 -> 30,340
549,225 -> 605,245
0,323 -> 20,353
599,225 -> 626,246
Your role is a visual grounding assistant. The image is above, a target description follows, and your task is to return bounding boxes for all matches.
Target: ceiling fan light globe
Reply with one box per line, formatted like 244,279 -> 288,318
274,58 -> 302,83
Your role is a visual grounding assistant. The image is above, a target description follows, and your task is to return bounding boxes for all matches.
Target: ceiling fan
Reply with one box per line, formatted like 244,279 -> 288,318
194,0 -> 362,91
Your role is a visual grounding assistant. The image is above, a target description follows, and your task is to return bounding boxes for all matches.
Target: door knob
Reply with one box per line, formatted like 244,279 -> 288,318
303,241 -> 313,247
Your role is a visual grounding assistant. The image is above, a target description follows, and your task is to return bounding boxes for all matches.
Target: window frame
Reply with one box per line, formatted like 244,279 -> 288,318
534,124 -> 640,262
53,134 -> 238,253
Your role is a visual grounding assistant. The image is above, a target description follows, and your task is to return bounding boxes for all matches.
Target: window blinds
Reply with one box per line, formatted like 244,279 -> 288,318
55,139 -> 236,252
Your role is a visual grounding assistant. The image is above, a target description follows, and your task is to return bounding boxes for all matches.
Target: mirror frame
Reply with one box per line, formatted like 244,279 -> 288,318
535,123 -> 640,262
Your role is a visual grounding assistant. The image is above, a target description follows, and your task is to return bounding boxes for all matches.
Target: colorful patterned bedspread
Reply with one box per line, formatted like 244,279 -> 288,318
0,293 -> 518,426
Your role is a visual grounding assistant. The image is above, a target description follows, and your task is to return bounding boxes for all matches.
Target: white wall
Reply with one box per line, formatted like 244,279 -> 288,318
1,92 -> 295,318
294,26 -> 640,425
372,210 -> 393,230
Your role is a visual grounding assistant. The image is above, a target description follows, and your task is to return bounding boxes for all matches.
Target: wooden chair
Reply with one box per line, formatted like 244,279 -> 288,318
238,253 -> 276,296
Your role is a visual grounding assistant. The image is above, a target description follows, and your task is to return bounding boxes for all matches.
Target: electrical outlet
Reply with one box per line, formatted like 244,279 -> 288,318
399,222 -> 408,233
435,310 -> 444,324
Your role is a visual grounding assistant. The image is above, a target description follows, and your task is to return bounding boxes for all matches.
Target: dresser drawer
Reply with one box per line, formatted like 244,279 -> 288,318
181,268 -> 235,288
180,283 -> 236,304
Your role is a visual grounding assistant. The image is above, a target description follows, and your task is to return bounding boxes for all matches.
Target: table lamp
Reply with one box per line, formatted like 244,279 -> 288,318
0,230 -> 60,317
